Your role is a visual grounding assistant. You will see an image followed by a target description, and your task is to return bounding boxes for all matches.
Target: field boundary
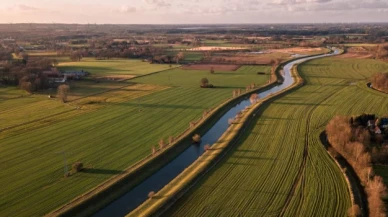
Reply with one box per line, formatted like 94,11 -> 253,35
320,131 -> 368,217
45,62 -> 280,217
127,54 -> 317,217
124,65 -> 181,80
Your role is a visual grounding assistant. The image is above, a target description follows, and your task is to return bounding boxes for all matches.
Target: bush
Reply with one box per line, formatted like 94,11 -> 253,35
72,162 -> 83,173
57,84 -> 70,103
148,191 -> 155,198
204,144 -> 210,151
347,204 -> 361,217
192,134 -> 201,143
200,77 -> 214,88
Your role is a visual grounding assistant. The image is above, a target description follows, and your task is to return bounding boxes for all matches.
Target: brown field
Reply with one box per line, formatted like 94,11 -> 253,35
210,52 -> 291,65
187,46 -> 247,51
267,47 -> 324,54
182,64 -> 240,71
337,47 -> 374,59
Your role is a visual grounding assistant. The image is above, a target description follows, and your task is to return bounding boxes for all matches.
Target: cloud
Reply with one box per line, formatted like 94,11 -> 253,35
18,4 -> 39,11
143,0 -> 171,7
118,6 -> 137,13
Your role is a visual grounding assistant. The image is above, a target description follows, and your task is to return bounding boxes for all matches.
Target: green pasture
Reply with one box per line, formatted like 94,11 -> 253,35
164,57 -> 388,216
0,65 -> 270,216
59,58 -> 177,77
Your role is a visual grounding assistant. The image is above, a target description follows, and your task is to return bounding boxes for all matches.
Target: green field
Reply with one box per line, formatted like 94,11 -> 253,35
164,57 -> 388,216
59,58 -> 177,77
0,65 -> 270,216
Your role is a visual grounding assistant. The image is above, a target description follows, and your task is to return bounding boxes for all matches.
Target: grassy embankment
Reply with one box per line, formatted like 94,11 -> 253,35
0,63 -> 270,216
158,57 -> 388,217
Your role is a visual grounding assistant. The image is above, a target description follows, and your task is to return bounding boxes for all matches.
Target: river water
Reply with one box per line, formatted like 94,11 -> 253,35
92,49 -> 340,217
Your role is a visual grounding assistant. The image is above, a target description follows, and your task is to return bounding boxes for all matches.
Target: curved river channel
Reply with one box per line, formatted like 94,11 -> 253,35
93,49 -> 340,217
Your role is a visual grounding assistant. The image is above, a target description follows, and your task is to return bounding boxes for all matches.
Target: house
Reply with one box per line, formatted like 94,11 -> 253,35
368,120 -> 376,128
61,70 -> 88,80
42,68 -> 60,78
48,77 -> 67,84
379,118 -> 388,129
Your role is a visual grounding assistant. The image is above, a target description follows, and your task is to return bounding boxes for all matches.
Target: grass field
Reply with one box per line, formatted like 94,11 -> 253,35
0,65 -> 270,216
344,43 -> 378,47
163,57 -> 388,216
59,58 -> 177,77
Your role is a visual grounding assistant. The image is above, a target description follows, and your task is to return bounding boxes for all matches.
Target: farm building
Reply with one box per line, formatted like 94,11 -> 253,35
42,68 -> 61,77
48,77 -> 67,84
378,118 -> 388,129
61,70 -> 88,79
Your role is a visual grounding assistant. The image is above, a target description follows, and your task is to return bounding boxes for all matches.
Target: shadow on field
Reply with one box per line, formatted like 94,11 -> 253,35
83,168 -> 123,175
272,101 -> 332,106
230,155 -> 276,161
109,102 -> 205,109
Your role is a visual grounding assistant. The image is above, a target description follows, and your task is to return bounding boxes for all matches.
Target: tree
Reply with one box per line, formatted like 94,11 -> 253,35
21,53 -> 29,64
176,52 -> 184,64
201,77 -> 209,87
250,93 -> 259,104
70,52 -> 82,62
72,162 -> 83,173
20,81 -> 33,93
159,139 -> 165,149
347,204 -> 361,217
210,67 -> 215,74
168,136 -> 174,145
192,134 -> 201,143
57,84 -> 70,103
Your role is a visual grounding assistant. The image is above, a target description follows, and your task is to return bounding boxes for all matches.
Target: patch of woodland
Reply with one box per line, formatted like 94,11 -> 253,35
326,113 -> 388,217
370,72 -> 388,94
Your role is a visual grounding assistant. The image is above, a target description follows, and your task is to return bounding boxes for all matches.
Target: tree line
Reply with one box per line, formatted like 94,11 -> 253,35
370,72 -> 388,93
0,55 -> 56,92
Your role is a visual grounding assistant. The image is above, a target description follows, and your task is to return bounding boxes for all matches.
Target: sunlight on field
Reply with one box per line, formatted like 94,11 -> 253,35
59,58 -> 178,77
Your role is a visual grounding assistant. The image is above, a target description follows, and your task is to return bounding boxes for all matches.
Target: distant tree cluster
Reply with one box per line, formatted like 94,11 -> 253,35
326,115 -> 388,217
370,72 -> 388,93
1,56 -> 56,92
375,43 -> 388,60
70,52 -> 82,62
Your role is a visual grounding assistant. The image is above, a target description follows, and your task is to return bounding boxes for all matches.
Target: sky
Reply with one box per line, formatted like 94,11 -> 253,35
0,0 -> 387,24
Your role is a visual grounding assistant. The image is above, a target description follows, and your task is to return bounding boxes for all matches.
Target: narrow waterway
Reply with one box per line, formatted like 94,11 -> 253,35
92,49 -> 340,217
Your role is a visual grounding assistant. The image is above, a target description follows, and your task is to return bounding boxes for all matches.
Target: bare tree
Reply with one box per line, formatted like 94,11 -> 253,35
347,204 -> 361,217
159,139 -> 165,149
176,52 -> 184,64
250,93 -> 259,104
57,84 -> 70,103
210,67 -> 215,74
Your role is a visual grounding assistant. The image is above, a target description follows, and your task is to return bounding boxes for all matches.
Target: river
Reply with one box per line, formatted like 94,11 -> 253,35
92,49 -> 340,217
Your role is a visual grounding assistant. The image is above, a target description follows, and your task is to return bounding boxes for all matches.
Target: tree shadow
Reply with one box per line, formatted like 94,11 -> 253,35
83,168 -> 123,175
